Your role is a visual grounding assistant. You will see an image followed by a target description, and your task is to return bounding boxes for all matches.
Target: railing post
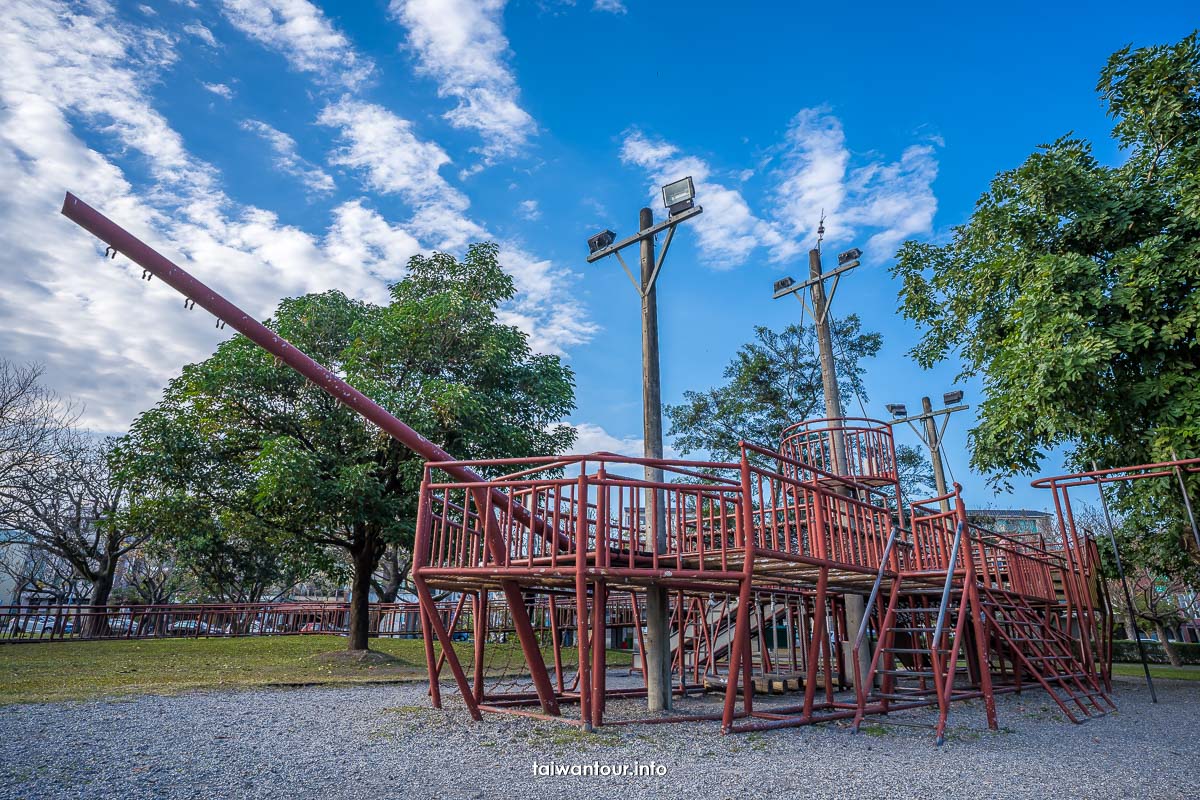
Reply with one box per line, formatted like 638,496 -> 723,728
722,446 -> 758,733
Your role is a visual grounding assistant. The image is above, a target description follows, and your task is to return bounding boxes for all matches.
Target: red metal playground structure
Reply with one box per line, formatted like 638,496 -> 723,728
62,193 -> 1115,744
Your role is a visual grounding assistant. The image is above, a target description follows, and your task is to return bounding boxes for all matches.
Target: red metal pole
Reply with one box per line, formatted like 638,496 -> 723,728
58,192 -> 568,552
721,447 -> 758,733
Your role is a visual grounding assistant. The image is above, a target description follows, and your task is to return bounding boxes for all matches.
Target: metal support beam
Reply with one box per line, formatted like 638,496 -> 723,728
585,205 -> 703,264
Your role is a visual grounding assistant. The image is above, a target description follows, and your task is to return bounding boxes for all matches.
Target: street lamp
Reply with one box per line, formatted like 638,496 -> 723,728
662,176 -> 695,216
584,178 -> 703,716
888,392 -> 969,511
587,229 -> 616,255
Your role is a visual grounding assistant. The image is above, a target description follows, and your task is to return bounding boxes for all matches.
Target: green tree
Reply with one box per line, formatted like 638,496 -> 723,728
891,33 -> 1200,483
665,320 -> 935,502
121,244 -> 576,650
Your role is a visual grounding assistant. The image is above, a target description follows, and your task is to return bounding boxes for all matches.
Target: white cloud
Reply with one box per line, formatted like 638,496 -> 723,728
593,0 -> 627,13
316,99 -> 593,353
201,81 -> 233,99
183,22 -> 217,47
619,110 -> 940,268
389,0 -> 536,163
323,200 -> 421,272
241,118 -> 335,195
620,130 -> 787,269
771,106 -> 940,261
0,0 -> 594,439
0,1 -> 397,431
220,0 -> 374,89
318,98 -> 466,210
562,423 -> 682,470
566,423 -> 642,456
518,199 -> 540,220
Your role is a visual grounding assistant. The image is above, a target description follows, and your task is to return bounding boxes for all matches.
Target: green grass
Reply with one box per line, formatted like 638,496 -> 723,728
0,636 -> 440,705
1112,663 -> 1200,681
0,636 -> 635,705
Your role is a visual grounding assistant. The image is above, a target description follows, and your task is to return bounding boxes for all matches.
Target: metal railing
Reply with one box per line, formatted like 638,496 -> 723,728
0,601 -> 466,644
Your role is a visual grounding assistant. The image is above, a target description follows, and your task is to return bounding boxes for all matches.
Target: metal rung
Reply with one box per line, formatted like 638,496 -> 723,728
879,669 -> 937,677
883,647 -> 945,654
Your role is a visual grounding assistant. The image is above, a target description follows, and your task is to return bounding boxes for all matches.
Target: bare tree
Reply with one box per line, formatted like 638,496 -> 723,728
117,547 -> 190,605
371,544 -> 412,603
0,540 -> 86,605
0,360 -> 151,633
0,362 -> 77,518
0,433 -> 151,631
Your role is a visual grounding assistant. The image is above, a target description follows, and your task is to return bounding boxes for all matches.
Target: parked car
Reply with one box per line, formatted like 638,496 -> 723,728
299,622 -> 348,635
15,615 -> 76,635
17,615 -> 57,634
167,620 -> 210,635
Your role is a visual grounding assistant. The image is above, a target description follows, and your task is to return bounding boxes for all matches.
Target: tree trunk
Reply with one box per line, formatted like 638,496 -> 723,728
1123,608 -> 1139,640
348,534 -> 382,651
1153,620 -> 1183,667
372,547 -> 403,603
84,569 -> 115,638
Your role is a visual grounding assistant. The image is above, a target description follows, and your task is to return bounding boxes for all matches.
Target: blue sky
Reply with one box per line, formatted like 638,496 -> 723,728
1,0 -> 1195,512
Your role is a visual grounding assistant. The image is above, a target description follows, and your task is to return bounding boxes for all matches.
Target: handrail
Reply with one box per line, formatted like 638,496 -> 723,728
853,525 -> 904,653
851,524 -> 904,699
741,441 -> 896,499
931,521 -> 966,648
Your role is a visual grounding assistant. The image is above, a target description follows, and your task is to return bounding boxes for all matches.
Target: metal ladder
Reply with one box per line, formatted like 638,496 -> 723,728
980,587 -> 1115,722
854,521 -> 976,744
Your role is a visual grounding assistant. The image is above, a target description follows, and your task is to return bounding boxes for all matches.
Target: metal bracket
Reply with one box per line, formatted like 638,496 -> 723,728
585,205 -> 703,264
612,250 -> 642,296
594,209 -> 697,298
644,223 -> 677,295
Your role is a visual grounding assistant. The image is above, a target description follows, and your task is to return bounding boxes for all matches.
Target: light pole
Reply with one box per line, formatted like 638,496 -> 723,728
772,241 -> 870,687
587,177 -> 703,712
772,245 -> 862,475
886,391 -> 969,512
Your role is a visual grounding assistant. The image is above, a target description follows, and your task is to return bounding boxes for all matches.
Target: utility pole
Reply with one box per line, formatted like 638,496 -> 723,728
922,397 -> 949,509
587,179 -> 702,714
887,394 -> 968,513
808,246 -> 867,689
773,239 -> 867,687
640,206 -> 671,712
809,248 -> 849,475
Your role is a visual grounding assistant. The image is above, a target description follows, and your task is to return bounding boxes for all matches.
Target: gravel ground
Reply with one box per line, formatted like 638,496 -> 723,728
0,675 -> 1195,800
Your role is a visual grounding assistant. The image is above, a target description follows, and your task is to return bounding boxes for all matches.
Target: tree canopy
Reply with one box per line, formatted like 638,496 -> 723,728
120,243 -> 577,649
891,33 -> 1200,483
665,319 -> 935,502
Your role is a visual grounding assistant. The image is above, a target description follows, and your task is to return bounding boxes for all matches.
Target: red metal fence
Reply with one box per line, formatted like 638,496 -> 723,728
0,601 -> 465,644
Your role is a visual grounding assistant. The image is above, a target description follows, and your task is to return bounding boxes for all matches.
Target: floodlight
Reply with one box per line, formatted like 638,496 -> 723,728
837,247 -> 862,266
886,403 -> 907,418
662,177 -> 695,216
943,390 -> 964,406
773,276 -> 796,296
588,229 -> 617,255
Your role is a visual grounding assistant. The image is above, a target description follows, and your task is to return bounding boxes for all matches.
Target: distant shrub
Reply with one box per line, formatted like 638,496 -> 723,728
1111,639 -> 1200,665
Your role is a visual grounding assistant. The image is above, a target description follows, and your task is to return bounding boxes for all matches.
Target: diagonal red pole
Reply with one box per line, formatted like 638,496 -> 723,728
59,191 -> 567,551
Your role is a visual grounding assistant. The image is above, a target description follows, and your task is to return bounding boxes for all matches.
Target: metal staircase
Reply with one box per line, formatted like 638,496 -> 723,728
980,587 -> 1115,722
854,521 -> 985,743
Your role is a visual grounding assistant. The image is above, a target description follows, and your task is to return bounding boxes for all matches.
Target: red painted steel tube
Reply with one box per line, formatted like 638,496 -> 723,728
59,192 -> 569,553
62,193 -> 460,474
